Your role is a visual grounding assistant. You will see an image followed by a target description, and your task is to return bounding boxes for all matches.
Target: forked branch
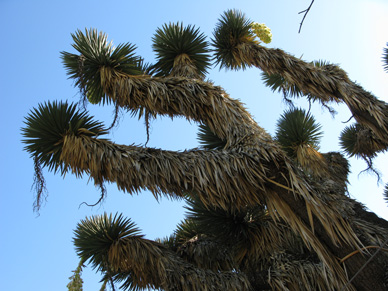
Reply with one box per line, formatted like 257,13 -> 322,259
298,0 -> 315,33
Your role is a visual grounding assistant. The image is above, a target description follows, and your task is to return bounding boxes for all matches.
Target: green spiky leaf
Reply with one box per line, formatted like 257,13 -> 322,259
197,124 -> 226,150
382,43 -> 388,73
184,195 -> 267,246
340,124 -> 361,158
21,100 -> 107,172
61,28 -> 144,104
212,9 -> 256,70
261,72 -> 304,98
151,23 -> 210,77
73,213 -> 142,272
384,183 -> 388,204
174,218 -> 200,244
339,123 -> 382,158
340,123 -> 387,178
275,108 -> 323,159
261,60 -> 331,100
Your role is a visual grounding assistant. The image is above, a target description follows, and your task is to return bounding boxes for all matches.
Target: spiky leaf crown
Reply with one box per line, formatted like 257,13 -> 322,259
73,213 -> 142,272
197,124 -> 227,150
383,43 -> 388,73
339,124 -> 382,158
212,9 -> 257,70
151,22 -> 211,77
61,28 -> 144,104
21,100 -> 107,172
275,108 -> 323,159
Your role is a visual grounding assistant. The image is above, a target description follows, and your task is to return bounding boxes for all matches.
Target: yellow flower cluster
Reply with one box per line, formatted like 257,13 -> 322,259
250,22 -> 272,44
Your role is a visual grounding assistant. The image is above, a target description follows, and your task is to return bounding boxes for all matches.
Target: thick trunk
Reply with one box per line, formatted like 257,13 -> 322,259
278,188 -> 388,290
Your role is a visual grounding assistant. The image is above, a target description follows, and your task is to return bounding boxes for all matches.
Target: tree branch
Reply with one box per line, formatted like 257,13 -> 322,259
58,132 -> 362,287
100,73 -> 263,150
298,0 -> 315,33
237,42 -> 388,147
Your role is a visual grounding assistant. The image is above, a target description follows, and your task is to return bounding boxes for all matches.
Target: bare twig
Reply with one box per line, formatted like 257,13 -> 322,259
298,0 -> 315,33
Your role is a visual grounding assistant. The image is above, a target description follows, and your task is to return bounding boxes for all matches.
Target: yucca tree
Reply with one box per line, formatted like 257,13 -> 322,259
213,9 -> 388,157
22,14 -> 388,291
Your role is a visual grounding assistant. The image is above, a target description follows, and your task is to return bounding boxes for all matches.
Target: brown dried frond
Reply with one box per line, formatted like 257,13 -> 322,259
107,234 -> 251,290
59,67 -> 369,288
268,251 -> 353,291
322,152 -> 350,186
59,130 -> 362,285
177,236 -> 236,271
170,54 -> 201,79
238,42 -> 388,146
295,144 -> 328,178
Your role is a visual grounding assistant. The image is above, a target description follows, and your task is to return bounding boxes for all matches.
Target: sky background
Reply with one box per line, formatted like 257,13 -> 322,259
1,0 -> 387,290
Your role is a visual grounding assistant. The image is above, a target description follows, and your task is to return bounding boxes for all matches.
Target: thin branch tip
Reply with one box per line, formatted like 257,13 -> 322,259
298,0 -> 315,33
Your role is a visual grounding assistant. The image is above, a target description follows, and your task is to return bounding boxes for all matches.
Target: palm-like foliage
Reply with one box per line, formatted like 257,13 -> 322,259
61,28 -> 144,104
382,43 -> 388,73
340,123 -> 387,160
213,11 -> 388,158
212,9 -> 256,70
185,196 -> 272,259
181,194 -> 353,290
276,108 -> 322,157
73,213 -> 152,290
21,101 -> 107,211
197,124 -> 226,150
275,108 -> 326,176
339,123 -> 388,176
174,219 -> 200,245
150,23 -> 210,78
340,124 -> 375,158
22,101 -> 107,172
73,213 -> 252,291
170,212 -> 238,273
261,70 -> 304,99
74,213 -> 142,272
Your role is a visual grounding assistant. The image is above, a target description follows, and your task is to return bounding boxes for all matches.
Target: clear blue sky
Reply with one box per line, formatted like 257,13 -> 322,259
1,0 -> 387,290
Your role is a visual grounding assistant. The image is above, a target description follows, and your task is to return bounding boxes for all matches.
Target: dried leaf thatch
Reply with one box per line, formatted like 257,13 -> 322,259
74,213 -> 251,290
235,42 -> 388,153
50,70 -> 365,288
24,22 -> 388,290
